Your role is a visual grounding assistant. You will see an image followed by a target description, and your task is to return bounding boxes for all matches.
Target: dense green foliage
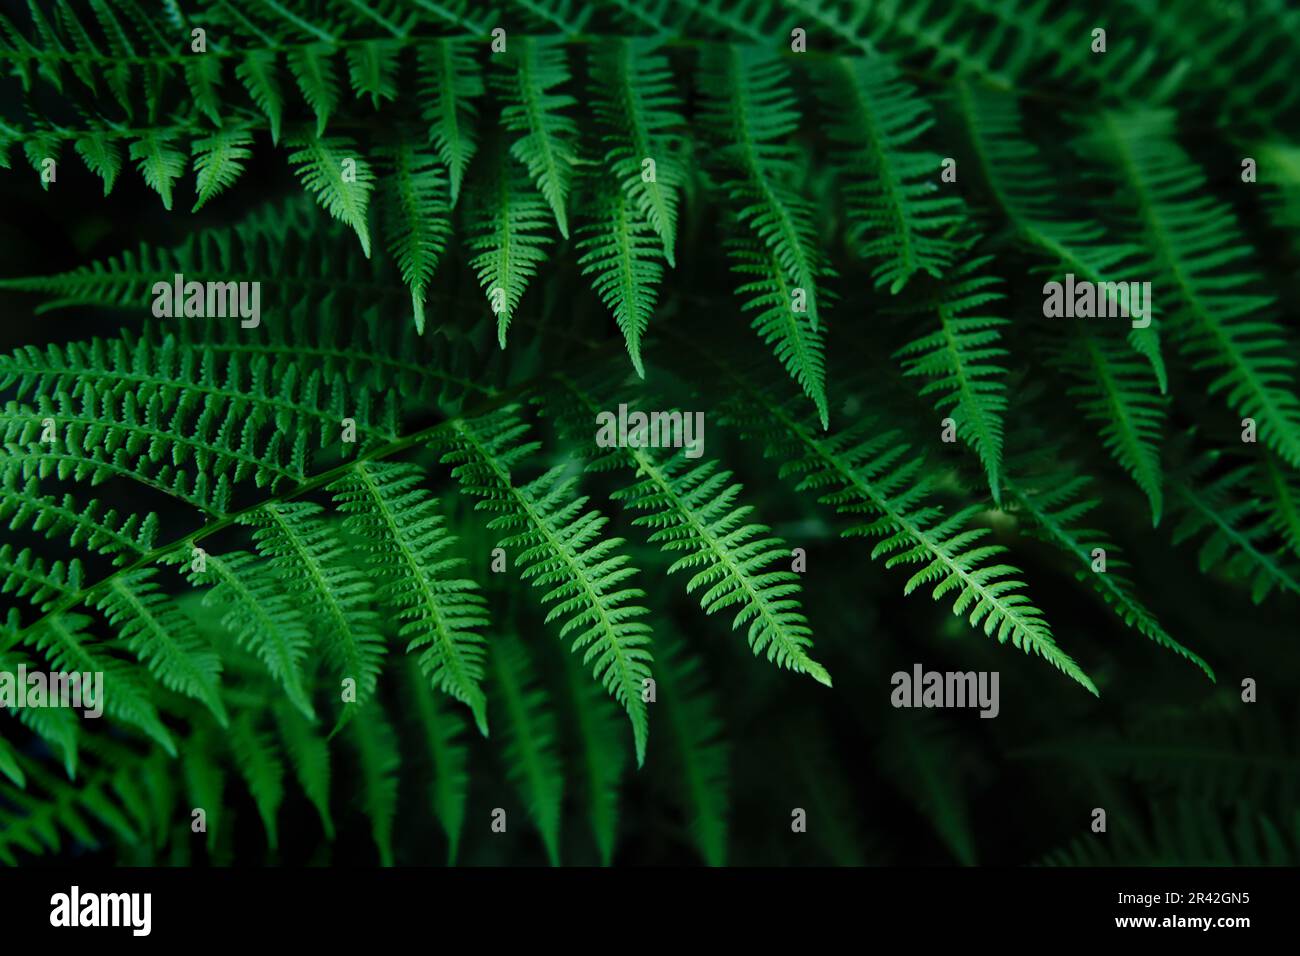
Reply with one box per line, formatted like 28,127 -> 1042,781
0,0 -> 1297,866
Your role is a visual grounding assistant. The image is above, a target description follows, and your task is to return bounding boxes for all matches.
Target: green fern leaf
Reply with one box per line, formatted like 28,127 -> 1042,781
576,183 -> 665,377
191,125 -> 254,212
432,406 -> 654,765
589,38 -> 685,265
821,56 -> 962,292
490,635 -> 564,866
329,461 -> 490,734
380,140 -> 451,334
418,38 -> 484,205
286,133 -> 374,256
494,36 -> 577,238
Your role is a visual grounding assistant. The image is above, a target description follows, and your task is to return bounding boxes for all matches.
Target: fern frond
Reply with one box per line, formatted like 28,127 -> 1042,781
346,38 -> 399,108
821,56 -> 961,291
576,183 -> 665,377
346,697 -> 400,866
955,79 -> 1166,388
1171,451 -> 1300,604
1091,110 -> 1300,467
228,712 -> 285,849
727,238 -> 828,428
274,701 -> 335,839
328,461 -> 490,734
589,38 -> 685,265
168,549 -> 315,719
1003,453 -> 1211,678
721,376 -> 1095,693
893,250 -> 1008,503
490,635 -> 564,866
559,640 -> 624,866
379,139 -> 451,333
468,146 -> 555,348
287,42 -> 341,136
240,501 -> 385,717
192,125 -> 254,212
91,569 -> 229,723
128,131 -> 186,210
432,406 -> 654,765
550,375 -> 830,687
494,36 -> 577,238
1047,323 -> 1167,525
700,45 -> 823,329
655,635 -> 728,866
286,132 -> 374,256
419,38 -> 483,205
406,657 -> 469,864
236,48 -> 285,144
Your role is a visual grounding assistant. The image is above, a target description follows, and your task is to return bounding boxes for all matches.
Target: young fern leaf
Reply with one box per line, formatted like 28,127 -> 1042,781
419,38 -> 483,205
576,183 -> 665,377
820,56 -> 962,292
494,36 -> 577,238
379,140 -> 451,334
287,42 -> 341,137
191,125 -> 254,212
700,45 -> 823,329
286,133 -> 374,257
406,658 -> 469,864
129,131 -> 186,210
955,80 -> 1165,388
655,635 -> 728,866
468,146 -> 554,347
329,461 -> 490,734
550,375 -> 831,687
589,38 -> 685,265
431,406 -> 654,766
727,237 -> 828,428
490,635 -> 565,866
239,502 -> 385,720
170,549 -> 316,719
894,251 -> 1008,503
1091,110 -> 1300,467
721,378 -> 1095,693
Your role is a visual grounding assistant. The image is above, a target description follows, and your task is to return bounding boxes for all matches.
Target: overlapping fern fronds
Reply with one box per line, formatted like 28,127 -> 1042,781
1,0 -> 1297,869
